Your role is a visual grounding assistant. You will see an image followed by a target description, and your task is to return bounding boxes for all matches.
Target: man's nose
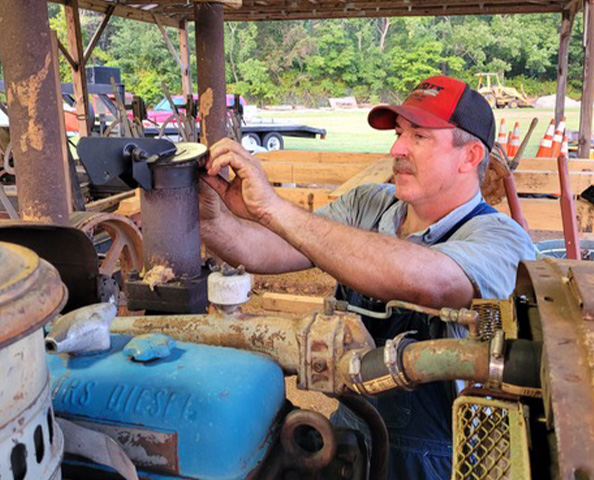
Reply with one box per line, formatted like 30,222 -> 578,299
390,136 -> 408,157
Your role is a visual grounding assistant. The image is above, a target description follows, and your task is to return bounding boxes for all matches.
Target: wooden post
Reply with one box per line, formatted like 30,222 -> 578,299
579,0 -> 594,159
195,3 -> 227,148
64,0 -> 90,137
50,31 -> 74,213
556,7 -> 576,125
179,19 -> 193,98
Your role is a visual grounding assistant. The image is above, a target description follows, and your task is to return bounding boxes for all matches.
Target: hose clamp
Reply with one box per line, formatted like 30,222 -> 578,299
384,331 -> 417,391
488,330 -> 505,390
348,351 -> 372,396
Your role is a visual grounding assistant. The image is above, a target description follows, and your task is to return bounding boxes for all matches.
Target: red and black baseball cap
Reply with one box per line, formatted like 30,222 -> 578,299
368,75 -> 495,151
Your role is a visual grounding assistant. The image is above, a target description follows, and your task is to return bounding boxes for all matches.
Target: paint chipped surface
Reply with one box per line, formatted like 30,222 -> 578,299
200,88 -> 214,116
8,52 -> 51,153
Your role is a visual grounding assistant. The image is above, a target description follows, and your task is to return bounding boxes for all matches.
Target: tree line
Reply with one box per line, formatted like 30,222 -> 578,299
36,7 -> 589,107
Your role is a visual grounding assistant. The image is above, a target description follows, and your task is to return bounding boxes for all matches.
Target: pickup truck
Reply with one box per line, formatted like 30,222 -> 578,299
145,94 -> 326,151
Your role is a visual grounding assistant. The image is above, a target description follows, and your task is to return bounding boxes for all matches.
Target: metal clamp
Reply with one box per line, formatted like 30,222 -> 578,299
348,351 -> 372,396
488,330 -> 505,390
384,331 -> 417,391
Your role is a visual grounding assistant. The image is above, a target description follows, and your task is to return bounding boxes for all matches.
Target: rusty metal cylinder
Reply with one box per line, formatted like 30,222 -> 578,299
0,242 -> 67,479
110,311 -> 303,373
140,161 -> 202,277
195,3 -> 227,147
0,0 -> 70,224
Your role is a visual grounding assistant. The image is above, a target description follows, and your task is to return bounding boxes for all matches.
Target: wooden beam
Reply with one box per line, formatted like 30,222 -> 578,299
513,170 -> 594,195
494,197 -> 594,233
178,19 -> 192,97
556,8 -> 576,125
261,292 -> 324,313
85,190 -> 136,212
225,3 -> 560,21
517,157 -> 594,171
256,150 -> 385,164
262,162 -> 368,184
154,14 -> 186,73
579,0 -> 594,158
56,37 -> 78,71
274,187 -> 332,211
50,31 -> 74,213
329,156 -> 393,199
231,162 -> 368,184
83,4 -> 115,65
61,0 -> 181,27
64,0 -> 91,136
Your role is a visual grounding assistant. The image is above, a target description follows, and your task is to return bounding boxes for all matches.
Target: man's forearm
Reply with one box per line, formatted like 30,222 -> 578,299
201,211 -> 313,274
264,199 -> 474,308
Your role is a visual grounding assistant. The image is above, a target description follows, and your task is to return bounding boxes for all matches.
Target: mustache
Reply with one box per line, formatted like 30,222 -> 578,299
393,157 -> 416,175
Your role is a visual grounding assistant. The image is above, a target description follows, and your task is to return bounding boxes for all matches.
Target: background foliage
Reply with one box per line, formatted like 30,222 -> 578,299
40,7 -> 588,107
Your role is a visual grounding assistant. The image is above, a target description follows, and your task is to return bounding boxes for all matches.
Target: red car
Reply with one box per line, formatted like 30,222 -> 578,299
146,94 -> 246,126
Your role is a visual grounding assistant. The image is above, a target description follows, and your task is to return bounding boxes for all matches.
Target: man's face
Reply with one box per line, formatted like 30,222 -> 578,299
390,116 -> 462,205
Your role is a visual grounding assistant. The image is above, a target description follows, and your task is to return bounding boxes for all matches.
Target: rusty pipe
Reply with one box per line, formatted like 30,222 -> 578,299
0,0 -> 70,224
557,153 -> 581,260
111,311 -> 304,373
503,174 -> 530,232
110,309 -> 375,393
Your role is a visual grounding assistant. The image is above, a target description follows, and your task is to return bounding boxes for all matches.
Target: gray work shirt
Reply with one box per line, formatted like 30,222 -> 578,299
316,183 -> 537,338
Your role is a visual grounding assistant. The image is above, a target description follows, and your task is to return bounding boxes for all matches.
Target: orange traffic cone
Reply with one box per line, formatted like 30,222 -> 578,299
551,117 -> 566,157
536,119 -> 555,157
507,122 -> 521,158
561,131 -> 569,157
497,119 -> 508,152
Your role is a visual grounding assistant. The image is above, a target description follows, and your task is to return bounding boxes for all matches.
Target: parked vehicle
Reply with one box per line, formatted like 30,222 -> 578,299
147,94 -> 247,125
475,72 -> 534,108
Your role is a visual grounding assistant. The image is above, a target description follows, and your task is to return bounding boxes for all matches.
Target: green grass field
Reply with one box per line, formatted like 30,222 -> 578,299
258,107 -> 580,158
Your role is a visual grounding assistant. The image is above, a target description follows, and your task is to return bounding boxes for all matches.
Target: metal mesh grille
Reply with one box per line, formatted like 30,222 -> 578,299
452,397 -> 530,480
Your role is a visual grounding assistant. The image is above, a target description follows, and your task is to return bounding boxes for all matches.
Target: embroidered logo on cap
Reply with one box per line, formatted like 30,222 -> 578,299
408,81 -> 445,100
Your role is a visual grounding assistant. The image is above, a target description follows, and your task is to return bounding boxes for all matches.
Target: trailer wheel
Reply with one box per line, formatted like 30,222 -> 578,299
241,133 -> 261,151
508,100 -> 519,109
262,132 -> 284,151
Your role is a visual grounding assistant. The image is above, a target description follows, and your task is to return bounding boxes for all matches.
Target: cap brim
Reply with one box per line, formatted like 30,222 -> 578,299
368,105 -> 455,130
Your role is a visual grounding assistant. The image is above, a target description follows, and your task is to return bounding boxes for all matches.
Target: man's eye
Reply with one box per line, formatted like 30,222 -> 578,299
415,133 -> 426,139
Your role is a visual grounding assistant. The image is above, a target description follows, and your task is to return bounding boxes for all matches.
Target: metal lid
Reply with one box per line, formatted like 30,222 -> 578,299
0,241 -> 67,348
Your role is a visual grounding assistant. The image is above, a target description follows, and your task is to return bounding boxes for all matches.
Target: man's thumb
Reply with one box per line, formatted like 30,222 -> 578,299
201,174 -> 231,197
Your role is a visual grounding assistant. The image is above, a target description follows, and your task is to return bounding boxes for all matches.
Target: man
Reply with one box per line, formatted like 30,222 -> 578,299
199,75 -> 535,479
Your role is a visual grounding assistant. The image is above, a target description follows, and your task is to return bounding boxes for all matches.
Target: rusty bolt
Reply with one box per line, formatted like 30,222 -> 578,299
312,359 -> 327,373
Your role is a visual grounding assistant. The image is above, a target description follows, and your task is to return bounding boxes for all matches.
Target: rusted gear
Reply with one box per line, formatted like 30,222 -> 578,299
70,211 -> 143,278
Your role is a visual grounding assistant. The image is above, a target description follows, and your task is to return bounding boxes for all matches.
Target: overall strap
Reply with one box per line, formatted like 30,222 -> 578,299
435,201 -> 497,244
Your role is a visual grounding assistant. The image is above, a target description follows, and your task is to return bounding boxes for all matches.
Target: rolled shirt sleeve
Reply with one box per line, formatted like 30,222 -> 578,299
430,213 -> 537,300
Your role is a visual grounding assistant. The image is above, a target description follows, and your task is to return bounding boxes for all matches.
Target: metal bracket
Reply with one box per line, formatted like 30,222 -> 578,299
384,331 -> 417,391
488,330 -> 505,389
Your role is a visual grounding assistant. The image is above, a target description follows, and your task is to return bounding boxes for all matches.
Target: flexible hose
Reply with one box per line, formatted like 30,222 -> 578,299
352,339 -> 541,395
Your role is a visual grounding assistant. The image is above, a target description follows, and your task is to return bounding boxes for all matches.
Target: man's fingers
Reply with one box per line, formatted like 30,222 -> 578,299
208,150 -> 252,177
201,173 -> 231,197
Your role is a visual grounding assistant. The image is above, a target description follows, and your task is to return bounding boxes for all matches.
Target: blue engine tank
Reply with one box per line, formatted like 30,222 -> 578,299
47,334 -> 286,479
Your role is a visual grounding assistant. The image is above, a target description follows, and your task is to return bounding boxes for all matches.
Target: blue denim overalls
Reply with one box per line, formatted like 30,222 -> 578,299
333,201 -> 496,480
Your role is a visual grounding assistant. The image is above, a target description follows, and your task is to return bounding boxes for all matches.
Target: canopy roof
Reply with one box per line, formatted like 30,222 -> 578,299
52,0 -> 580,26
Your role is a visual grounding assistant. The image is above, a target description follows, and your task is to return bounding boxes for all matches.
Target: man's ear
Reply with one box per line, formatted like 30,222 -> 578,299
459,141 -> 485,174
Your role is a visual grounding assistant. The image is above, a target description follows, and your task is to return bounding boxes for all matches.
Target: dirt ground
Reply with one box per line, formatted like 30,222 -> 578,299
243,228 -> 568,417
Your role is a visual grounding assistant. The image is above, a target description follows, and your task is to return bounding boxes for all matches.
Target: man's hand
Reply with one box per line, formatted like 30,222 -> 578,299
198,178 -> 221,221
203,138 -> 282,224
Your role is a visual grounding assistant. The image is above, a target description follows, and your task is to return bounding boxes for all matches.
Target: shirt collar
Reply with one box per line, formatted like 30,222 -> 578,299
377,191 -> 483,245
